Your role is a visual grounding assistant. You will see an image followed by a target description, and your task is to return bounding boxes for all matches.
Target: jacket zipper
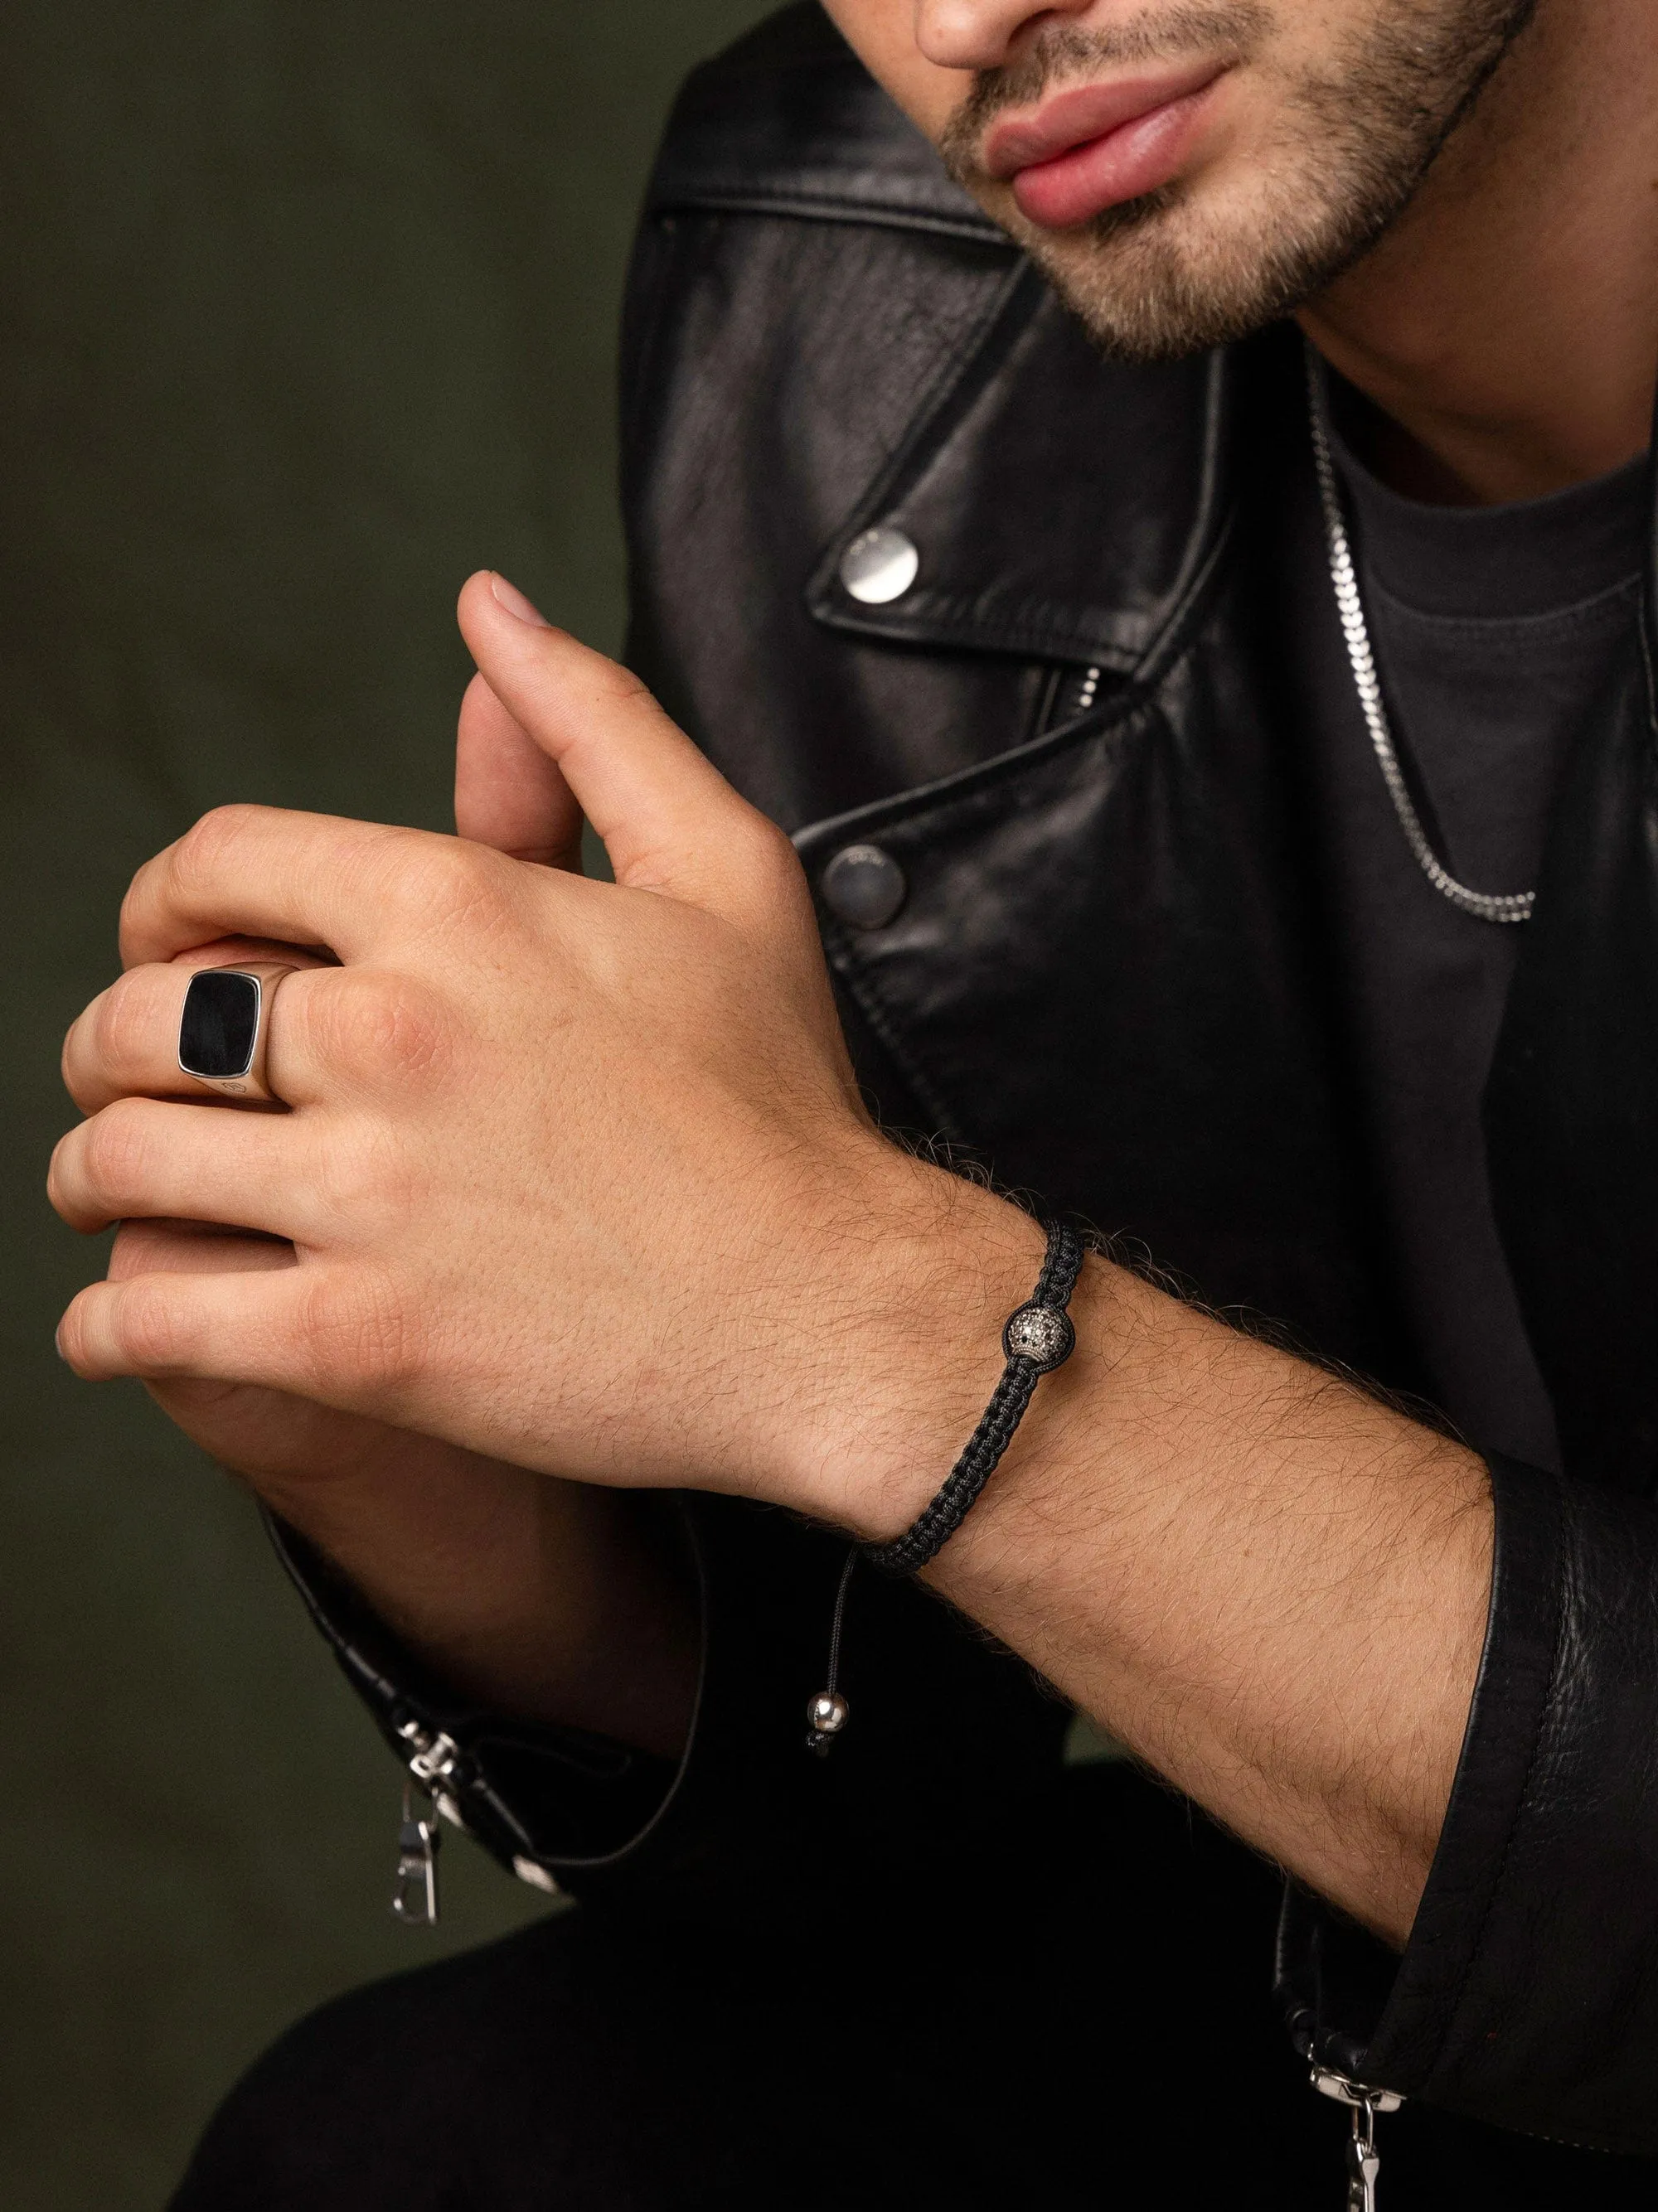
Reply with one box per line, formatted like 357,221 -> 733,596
1311,2067 -> 1402,2210
390,1721 -> 463,1926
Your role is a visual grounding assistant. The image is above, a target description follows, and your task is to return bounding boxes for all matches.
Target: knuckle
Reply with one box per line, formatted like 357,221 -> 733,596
94,971 -> 158,1078
351,819 -> 430,901
60,1009 -> 93,1100
308,972 -> 457,1090
422,840 -> 507,931
55,1294 -> 99,1375
45,1132 -> 74,1216
122,808 -> 264,950
171,803 -> 265,892
115,880 -> 148,960
737,814 -> 807,905
589,658 -> 654,712
114,1278 -> 191,1372
79,1101 -> 153,1206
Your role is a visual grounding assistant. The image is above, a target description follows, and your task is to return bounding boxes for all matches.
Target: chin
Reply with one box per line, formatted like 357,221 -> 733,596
997,166 -> 1382,364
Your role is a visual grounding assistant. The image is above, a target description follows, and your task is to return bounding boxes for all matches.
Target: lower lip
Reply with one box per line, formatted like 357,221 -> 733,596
1011,81 -> 1220,230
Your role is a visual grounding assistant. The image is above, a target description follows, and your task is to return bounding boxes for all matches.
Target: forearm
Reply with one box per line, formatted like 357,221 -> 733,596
839,1189 -> 1493,1946
54,597 -> 1488,1940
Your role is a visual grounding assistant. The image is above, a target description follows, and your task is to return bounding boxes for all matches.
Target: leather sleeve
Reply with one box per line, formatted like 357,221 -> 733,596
1281,1452 -> 1658,2154
273,1494 -> 1068,1924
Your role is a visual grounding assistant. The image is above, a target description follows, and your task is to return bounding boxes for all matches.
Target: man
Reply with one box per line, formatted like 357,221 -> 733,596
49,0 -> 1658,2202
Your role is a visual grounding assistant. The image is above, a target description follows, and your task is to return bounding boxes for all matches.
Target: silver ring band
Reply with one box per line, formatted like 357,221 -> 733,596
177,964 -> 296,1102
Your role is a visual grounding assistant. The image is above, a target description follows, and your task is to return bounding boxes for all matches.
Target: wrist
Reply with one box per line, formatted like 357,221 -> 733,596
765,1146 -> 1054,1541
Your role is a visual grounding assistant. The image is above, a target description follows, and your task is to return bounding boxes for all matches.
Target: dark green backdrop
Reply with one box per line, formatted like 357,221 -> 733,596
0,3 -> 769,2200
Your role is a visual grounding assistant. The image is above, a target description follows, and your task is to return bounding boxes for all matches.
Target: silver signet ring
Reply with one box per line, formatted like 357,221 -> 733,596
177,964 -> 296,1102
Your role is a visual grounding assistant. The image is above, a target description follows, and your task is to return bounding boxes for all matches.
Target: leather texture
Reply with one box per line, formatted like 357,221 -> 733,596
290,2 -> 1658,2156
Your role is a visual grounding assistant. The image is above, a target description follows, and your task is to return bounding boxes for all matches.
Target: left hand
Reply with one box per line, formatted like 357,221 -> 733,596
51,574 -> 1036,1532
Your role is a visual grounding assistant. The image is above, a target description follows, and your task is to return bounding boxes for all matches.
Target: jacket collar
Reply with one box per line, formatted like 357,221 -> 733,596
647,4 -> 1001,244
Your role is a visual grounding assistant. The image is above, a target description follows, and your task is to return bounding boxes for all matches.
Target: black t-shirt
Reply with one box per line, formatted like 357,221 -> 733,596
1287,381 -> 1647,1473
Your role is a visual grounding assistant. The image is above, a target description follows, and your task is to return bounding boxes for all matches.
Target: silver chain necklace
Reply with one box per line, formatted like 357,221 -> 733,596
1306,354 -> 1534,926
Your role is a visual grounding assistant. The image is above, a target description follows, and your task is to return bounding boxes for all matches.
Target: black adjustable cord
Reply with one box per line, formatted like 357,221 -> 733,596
804,1222 -> 1084,1753
804,1547 -> 860,1755
864,1220 -> 1082,1576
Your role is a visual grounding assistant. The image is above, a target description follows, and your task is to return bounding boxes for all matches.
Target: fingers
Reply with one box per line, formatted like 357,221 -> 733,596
109,1218 -> 295,1280
456,572 -> 801,921
455,670 -> 584,869
115,586 -> 800,975
118,804 -> 450,970
56,1263 -> 314,1385
64,965 -> 200,1111
49,1097 -> 312,1239
64,954 -> 334,1114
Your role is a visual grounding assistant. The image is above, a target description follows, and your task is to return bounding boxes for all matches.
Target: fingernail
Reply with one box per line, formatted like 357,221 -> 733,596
489,574 -> 552,628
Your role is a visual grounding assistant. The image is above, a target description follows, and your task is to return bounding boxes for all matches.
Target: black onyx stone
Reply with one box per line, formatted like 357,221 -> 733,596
179,969 -> 259,1079
822,843 -> 906,930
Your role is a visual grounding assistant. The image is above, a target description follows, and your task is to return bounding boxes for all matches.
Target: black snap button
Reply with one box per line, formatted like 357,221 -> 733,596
822,843 -> 907,930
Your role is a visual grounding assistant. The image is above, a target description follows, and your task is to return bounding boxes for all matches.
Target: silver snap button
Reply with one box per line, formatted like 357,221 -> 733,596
822,843 -> 907,929
838,525 -> 919,606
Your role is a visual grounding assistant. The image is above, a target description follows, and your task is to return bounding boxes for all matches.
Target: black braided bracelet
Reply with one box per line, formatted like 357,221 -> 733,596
862,1220 -> 1084,1577
802,1221 -> 1084,1755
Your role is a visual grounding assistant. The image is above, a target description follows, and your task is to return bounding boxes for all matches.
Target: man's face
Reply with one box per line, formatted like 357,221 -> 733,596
822,0 -> 1539,359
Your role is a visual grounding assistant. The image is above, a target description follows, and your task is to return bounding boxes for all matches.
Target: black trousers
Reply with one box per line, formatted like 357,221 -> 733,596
170,1766 -> 1654,2210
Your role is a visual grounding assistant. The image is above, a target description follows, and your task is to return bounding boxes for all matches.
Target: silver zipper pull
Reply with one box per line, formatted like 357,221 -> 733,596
1345,2095 -> 1381,2212
390,1775 -> 442,1926
1311,2068 -> 1402,2212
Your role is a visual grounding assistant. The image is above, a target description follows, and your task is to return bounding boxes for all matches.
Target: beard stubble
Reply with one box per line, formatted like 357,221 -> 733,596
938,0 -> 1541,361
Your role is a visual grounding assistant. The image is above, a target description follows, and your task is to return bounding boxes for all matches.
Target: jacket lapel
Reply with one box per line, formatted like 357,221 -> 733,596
807,269 -> 1225,673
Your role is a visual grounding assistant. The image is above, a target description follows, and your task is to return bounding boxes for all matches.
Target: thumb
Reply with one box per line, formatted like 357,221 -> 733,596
455,670 -> 584,869
456,571 -> 791,916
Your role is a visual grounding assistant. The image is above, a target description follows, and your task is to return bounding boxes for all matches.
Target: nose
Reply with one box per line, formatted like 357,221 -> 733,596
914,0 -> 1093,72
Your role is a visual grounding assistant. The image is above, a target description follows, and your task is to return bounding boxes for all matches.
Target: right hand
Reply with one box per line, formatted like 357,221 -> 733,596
58,659 -> 696,1753
77,658 -> 584,1505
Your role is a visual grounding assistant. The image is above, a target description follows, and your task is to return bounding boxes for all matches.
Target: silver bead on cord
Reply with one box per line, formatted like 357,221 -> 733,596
1306,352 -> 1534,927
1004,1303 -> 1073,1367
807,1690 -> 850,1740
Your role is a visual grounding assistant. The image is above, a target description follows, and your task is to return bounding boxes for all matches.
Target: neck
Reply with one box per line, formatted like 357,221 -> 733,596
1296,0 -> 1658,506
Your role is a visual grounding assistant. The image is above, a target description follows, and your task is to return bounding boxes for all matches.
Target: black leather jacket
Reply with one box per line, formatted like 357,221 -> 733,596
287,2 -> 1658,2159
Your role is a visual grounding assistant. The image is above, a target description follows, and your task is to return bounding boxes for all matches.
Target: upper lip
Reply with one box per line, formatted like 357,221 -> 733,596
981,61 -> 1229,182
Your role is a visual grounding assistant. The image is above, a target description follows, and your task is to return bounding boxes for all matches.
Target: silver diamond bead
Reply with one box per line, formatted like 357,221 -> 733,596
1003,1303 -> 1075,1372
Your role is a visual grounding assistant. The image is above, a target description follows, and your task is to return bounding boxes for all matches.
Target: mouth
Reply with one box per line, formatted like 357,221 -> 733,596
981,61 -> 1232,230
